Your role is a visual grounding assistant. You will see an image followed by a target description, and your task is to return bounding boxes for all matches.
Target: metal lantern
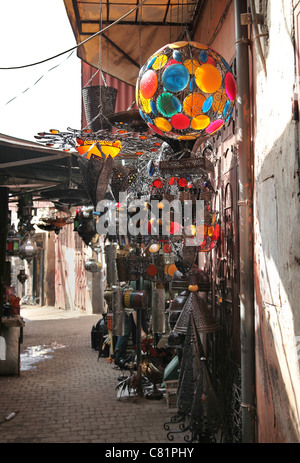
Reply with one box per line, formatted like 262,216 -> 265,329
19,236 -> 38,263
85,258 -> 101,273
104,243 -> 118,287
112,285 -> 125,336
136,41 -> 236,142
17,268 -> 28,285
151,287 -> 166,334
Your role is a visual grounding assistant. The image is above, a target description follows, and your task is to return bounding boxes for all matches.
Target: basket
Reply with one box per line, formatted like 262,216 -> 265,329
164,380 -> 178,411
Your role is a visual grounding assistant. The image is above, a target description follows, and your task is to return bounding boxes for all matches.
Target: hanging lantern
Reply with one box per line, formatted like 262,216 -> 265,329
7,237 -> 20,256
17,268 -> 28,285
136,41 -> 236,141
75,139 -> 122,159
84,258 -> 102,273
18,236 -> 38,263
6,224 -> 20,256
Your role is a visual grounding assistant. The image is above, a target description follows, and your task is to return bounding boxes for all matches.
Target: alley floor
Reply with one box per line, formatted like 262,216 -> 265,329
0,306 -> 194,447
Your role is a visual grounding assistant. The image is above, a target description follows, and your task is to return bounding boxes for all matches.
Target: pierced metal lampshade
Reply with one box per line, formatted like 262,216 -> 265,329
174,291 -> 220,334
19,236 -> 38,264
168,291 -> 188,329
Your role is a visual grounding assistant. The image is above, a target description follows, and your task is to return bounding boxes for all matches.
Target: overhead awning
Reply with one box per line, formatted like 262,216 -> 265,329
63,0 -> 205,86
0,133 -> 84,201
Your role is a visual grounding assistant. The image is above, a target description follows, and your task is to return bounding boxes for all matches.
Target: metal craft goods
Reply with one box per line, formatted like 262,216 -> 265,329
85,258 -> 101,273
112,285 -> 125,336
105,243 -> 118,286
116,256 -> 130,282
126,255 -> 151,280
168,291 -> 188,329
159,157 -> 214,174
151,287 -> 166,334
149,242 -> 160,253
188,268 -> 210,292
82,85 -> 118,132
170,270 -> 189,292
137,42 -> 236,142
174,291 -> 220,335
123,289 -> 148,309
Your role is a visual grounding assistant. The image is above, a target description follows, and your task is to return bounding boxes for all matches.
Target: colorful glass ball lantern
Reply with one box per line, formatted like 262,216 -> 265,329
136,41 -> 236,141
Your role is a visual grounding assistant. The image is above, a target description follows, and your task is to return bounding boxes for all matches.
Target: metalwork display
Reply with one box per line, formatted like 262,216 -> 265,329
164,316 -> 222,442
32,38 -> 238,441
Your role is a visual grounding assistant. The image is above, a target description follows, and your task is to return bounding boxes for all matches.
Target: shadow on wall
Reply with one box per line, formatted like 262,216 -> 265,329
254,120 -> 300,442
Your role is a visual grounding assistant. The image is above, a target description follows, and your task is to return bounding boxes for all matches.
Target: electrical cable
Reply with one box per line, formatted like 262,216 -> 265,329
3,51 -> 75,106
207,0 -> 233,46
0,0 -> 149,70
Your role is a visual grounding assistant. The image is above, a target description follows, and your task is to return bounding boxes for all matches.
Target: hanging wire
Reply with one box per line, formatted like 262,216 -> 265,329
0,0 -> 150,70
169,3 -> 172,43
207,0 -> 233,46
3,51 -> 75,106
98,0 -> 107,87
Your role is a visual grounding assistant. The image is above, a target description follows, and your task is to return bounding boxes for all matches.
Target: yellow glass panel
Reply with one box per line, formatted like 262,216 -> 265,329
191,115 -> 210,130
212,88 -> 227,112
183,93 -> 205,117
139,92 -> 152,113
177,135 -> 197,140
152,54 -> 168,70
184,59 -> 200,74
76,140 -> 121,159
169,41 -> 188,48
195,64 -> 222,94
189,42 -> 208,50
154,117 -> 172,132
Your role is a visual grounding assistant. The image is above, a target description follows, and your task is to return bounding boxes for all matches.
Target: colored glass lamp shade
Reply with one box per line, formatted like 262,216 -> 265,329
76,138 -> 122,159
136,41 -> 236,141
198,222 -> 221,252
7,237 -> 20,255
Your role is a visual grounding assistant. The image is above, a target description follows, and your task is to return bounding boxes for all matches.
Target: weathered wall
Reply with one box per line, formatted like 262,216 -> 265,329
193,0 -> 300,442
252,0 -> 300,442
54,214 -> 103,314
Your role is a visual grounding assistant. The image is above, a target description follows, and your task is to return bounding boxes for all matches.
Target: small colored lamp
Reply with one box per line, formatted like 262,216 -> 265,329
76,139 -> 121,159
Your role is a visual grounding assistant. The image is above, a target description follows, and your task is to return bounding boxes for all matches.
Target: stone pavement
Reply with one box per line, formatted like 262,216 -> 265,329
0,306 -> 190,445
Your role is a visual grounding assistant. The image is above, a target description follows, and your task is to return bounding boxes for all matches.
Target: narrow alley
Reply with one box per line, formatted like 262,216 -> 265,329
0,306 -> 192,445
